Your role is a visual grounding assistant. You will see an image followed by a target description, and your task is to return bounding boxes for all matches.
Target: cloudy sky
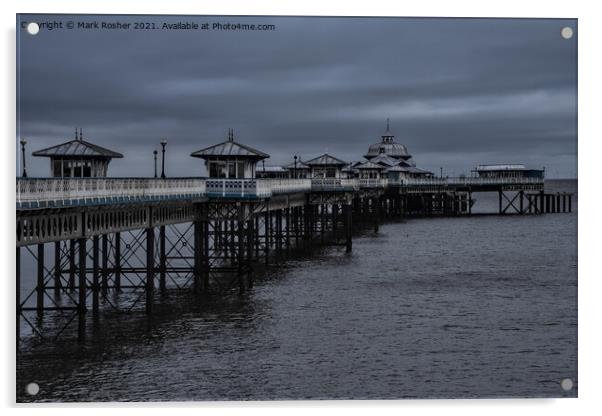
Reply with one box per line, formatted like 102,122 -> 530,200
17,15 -> 577,178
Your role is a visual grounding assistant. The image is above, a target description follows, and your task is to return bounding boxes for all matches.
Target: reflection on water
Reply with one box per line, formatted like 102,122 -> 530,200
16,180 -> 577,401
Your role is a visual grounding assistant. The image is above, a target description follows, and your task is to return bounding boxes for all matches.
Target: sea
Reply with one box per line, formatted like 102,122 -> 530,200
16,179 -> 577,401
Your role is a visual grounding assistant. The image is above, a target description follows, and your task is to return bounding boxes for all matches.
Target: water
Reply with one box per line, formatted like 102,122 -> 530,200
16,180 -> 577,401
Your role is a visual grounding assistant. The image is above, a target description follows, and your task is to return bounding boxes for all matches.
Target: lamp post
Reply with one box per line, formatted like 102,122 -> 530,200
20,138 -> 27,178
160,139 -> 167,179
294,155 -> 298,179
440,167 -> 443,179
153,150 -> 158,178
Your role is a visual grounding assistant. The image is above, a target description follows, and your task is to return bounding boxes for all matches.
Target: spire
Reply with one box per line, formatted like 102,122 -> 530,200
74,127 -> 78,140
228,128 -> 234,142
382,118 -> 394,142
79,128 -> 83,142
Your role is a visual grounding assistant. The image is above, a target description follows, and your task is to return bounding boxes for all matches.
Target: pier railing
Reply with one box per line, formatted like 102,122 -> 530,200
358,178 -> 388,188
16,178 -> 206,209
16,176 -> 546,209
311,178 -> 359,191
398,177 -> 545,187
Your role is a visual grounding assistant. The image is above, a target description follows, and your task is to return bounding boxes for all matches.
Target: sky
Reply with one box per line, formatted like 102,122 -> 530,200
16,15 -> 577,178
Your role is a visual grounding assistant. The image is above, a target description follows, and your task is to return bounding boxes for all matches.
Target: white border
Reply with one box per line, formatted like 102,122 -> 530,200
2,0 -> 600,414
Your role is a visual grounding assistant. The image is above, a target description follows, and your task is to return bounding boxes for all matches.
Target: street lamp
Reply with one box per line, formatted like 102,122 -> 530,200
20,138 -> 27,178
153,149 -> 158,178
294,155 -> 298,179
160,139 -> 167,179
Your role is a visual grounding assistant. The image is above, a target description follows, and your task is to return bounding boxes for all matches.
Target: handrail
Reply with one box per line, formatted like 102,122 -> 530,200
16,175 -> 546,209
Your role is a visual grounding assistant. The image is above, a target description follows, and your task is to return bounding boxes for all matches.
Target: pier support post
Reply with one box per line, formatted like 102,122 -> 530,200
78,237 -> 87,341
246,214 -> 254,289
265,210 -> 271,265
92,235 -> 99,315
498,190 -> 503,215
114,232 -> 121,291
344,204 -> 353,253
16,247 -> 21,348
101,234 -> 108,293
202,217 -> 210,292
69,239 -> 76,291
237,205 -> 245,294
285,207 -> 291,256
159,225 -> 166,293
54,241 -> 61,295
373,197 -> 380,233
36,243 -> 44,317
145,227 -> 154,314
194,217 -> 202,294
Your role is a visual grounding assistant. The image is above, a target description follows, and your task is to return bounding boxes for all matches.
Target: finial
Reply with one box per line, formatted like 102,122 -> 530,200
79,128 -> 83,141
75,127 -> 78,140
228,128 -> 234,142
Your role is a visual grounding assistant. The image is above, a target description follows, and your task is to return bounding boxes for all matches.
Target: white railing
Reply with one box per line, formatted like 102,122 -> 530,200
261,178 -> 312,194
205,179 -> 270,198
358,178 -> 388,188
16,178 -> 206,208
16,175 -> 546,209
311,178 -> 359,191
398,177 -> 544,187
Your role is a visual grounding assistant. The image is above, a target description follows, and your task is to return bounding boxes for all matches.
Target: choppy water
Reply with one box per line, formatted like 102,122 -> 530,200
16,180 -> 577,401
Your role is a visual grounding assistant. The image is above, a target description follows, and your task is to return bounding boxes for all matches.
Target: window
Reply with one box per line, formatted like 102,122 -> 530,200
326,168 -> 336,178
228,162 -> 236,178
53,160 -> 62,177
63,162 -> 71,177
209,162 -> 219,177
237,161 -> 245,179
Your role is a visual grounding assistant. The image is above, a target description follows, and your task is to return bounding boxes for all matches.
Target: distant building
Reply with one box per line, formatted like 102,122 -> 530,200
473,164 -> 544,179
32,128 -> 123,177
256,165 -> 289,179
355,160 -> 386,179
364,119 -> 415,164
285,159 -> 311,179
190,129 -> 269,179
361,120 -> 433,180
304,153 -> 348,178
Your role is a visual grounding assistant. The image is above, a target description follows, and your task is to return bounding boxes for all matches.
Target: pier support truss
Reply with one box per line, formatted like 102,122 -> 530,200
16,184 -> 573,345
16,195 -> 358,345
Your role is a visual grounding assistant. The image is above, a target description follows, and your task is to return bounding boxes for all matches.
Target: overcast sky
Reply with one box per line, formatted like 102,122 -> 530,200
17,15 -> 577,178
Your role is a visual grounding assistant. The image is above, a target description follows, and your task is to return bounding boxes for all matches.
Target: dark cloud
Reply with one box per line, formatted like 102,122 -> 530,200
17,15 -> 577,178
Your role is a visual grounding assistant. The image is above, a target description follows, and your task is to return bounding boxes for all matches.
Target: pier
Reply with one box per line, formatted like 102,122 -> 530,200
15,125 -> 573,345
